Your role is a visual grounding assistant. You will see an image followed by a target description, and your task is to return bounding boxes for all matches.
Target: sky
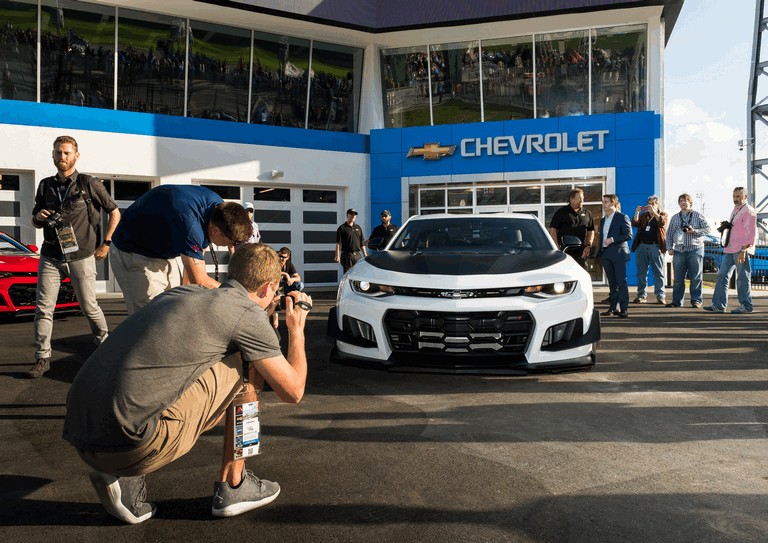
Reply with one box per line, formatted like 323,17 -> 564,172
663,0 -> 755,220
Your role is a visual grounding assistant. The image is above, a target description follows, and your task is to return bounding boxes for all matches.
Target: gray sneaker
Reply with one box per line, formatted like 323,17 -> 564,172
88,471 -> 155,524
26,358 -> 50,379
731,305 -> 753,314
211,468 -> 280,517
703,305 -> 725,313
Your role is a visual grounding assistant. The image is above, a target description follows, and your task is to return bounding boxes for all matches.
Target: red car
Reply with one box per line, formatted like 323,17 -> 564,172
0,231 -> 79,314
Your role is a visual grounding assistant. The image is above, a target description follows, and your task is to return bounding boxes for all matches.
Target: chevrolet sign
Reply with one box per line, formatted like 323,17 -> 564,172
460,130 -> 609,157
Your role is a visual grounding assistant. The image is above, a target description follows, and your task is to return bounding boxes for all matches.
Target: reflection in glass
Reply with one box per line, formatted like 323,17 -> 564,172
430,41 -> 481,125
118,9 -> 185,115
447,188 -> 473,207
253,187 -> 290,201
251,32 -> 309,128
187,21 -> 250,122
308,41 -> 362,132
1,0 -> 37,102
544,184 -> 571,203
40,0 -> 115,108
303,189 -> 337,203
591,25 -> 646,114
420,189 -> 445,208
535,30 -> 589,118
510,185 -> 541,205
201,184 -> 241,199
476,186 -> 507,206
114,180 -> 152,201
481,35 -> 535,122
576,182 -> 603,202
380,46 -> 431,128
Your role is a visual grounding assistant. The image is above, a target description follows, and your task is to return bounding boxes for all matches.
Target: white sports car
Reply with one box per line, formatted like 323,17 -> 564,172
327,213 -> 600,373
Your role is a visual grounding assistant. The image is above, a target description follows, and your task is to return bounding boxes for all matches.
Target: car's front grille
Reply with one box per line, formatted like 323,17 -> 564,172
384,310 -> 532,355
390,286 -> 526,299
7,282 -> 77,308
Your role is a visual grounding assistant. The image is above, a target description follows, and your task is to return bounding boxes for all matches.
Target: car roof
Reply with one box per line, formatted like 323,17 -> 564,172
405,213 -> 539,222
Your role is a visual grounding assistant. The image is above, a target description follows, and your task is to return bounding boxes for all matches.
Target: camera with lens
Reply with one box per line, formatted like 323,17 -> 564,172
682,224 -> 693,233
43,211 -> 64,229
716,220 -> 733,234
279,295 -> 287,310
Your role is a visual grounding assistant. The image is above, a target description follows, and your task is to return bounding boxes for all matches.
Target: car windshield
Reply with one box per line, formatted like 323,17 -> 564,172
0,236 -> 32,255
388,217 -> 552,253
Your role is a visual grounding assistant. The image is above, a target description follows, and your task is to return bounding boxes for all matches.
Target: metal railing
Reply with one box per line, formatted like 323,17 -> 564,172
703,238 -> 768,290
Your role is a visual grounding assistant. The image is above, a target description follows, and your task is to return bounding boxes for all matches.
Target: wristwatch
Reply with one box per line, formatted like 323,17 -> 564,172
103,239 -> 112,246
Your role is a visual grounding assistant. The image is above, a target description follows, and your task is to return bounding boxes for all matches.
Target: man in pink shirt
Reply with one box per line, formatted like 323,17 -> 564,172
704,187 -> 757,314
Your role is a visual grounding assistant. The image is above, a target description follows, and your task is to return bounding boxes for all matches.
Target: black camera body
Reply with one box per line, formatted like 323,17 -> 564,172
682,224 -> 694,233
43,211 -> 64,229
717,220 -> 733,234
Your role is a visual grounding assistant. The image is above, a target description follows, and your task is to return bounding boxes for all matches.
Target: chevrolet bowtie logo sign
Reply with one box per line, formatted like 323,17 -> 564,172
406,142 -> 456,160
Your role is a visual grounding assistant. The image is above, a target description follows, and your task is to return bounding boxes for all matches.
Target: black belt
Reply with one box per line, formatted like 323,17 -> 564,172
639,241 -> 658,244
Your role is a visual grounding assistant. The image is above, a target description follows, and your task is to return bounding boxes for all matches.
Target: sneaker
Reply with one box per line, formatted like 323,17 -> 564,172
632,297 -> 647,304
26,358 -> 50,379
731,305 -> 753,314
665,303 -> 682,308
703,305 -> 725,313
656,296 -> 666,304
212,468 -> 280,518
691,301 -> 703,308
88,471 -> 155,524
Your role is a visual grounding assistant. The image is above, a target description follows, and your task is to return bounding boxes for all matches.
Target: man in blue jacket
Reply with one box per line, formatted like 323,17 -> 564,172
598,194 -> 633,318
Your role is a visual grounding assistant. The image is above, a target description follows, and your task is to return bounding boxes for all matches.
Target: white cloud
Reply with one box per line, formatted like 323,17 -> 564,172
664,99 -> 745,220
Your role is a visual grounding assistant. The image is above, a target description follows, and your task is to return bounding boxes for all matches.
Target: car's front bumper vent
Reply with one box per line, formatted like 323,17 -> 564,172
384,310 -> 532,355
392,286 -> 525,299
8,282 -> 77,307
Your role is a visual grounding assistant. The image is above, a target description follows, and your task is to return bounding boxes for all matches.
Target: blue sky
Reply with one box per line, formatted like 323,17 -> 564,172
664,0 -> 754,220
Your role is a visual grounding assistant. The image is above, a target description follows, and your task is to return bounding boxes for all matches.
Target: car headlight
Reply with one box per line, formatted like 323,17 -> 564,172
350,280 -> 396,297
521,281 -> 576,298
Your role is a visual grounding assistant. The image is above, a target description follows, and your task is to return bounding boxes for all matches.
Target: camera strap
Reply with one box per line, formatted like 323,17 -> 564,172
209,246 -> 219,281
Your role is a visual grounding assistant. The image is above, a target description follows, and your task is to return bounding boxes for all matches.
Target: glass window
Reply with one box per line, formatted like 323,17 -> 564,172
114,180 -> 151,200
253,187 -> 290,201
0,0 -> 37,102
481,35 -> 535,121
575,182 -> 603,202
117,9 -> 185,115
420,189 -> 445,208
201,184 -> 240,199
187,21 -> 250,122
251,32 -> 309,128
430,41 -> 481,125
447,187 -> 473,208
302,189 -> 337,203
476,186 -> 507,206
591,25 -> 647,114
40,0 -> 115,108
380,46 -> 431,128
0,172 -> 20,190
535,30 -> 589,118
510,185 -> 541,205
308,41 -> 362,132
544,184 -> 572,203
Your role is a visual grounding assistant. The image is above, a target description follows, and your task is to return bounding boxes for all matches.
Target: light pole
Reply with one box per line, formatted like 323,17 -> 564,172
695,192 -> 705,215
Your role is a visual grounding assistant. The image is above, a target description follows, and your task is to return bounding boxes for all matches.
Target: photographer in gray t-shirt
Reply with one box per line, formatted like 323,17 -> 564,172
62,243 -> 312,524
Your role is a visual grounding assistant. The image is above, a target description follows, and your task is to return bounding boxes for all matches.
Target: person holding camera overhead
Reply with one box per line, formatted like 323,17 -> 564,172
631,195 -> 668,304
28,136 -> 121,379
665,193 -> 711,308
705,187 -> 757,314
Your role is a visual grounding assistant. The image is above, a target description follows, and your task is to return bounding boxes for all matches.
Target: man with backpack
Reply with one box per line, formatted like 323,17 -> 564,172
27,135 -> 121,378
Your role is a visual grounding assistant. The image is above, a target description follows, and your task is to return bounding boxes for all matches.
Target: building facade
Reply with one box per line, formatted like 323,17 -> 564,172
0,0 -> 682,290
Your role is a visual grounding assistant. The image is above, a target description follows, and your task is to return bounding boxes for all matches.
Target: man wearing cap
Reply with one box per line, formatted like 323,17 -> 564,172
334,208 -> 367,273
239,202 -> 261,245
367,209 -> 399,250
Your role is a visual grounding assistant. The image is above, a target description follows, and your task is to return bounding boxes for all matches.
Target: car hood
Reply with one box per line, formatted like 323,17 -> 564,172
0,254 -> 40,273
364,249 -> 568,276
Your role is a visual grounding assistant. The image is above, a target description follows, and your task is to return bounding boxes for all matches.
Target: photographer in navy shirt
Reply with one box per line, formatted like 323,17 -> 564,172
111,185 -> 252,314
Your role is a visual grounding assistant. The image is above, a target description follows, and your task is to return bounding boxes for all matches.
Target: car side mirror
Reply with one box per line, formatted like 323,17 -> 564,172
28,244 -> 39,253
560,235 -> 582,250
367,237 -> 385,251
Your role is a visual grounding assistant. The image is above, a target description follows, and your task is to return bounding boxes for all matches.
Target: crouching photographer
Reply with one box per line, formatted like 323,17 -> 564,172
28,135 -> 120,379
704,187 -> 757,314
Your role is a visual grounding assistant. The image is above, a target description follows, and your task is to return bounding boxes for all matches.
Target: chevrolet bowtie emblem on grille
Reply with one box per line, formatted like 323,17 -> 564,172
406,142 -> 456,160
440,290 -> 474,299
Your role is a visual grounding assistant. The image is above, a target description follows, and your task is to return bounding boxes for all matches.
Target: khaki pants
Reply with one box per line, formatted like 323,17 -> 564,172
77,354 -> 243,477
110,246 -> 182,315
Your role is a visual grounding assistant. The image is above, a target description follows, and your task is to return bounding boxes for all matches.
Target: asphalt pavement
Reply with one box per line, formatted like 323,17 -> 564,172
2,286 -> 768,542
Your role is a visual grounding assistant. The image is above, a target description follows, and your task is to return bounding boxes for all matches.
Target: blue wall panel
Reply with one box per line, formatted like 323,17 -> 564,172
370,153 -> 402,180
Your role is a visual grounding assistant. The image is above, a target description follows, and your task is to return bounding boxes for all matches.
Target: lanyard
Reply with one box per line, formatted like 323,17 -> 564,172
209,246 -> 219,281
55,180 -> 73,204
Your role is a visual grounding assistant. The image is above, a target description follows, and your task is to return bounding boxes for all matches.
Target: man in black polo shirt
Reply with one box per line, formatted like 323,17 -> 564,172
334,208 -> 367,273
548,188 -> 595,269
367,209 -> 399,250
